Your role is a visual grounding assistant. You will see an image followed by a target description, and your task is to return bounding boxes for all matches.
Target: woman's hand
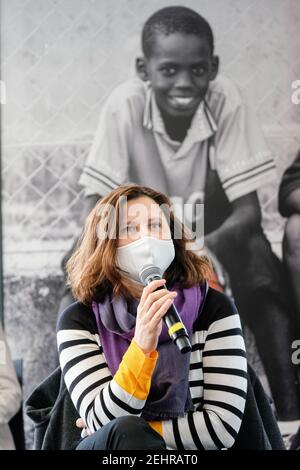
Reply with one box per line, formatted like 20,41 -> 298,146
134,279 -> 177,355
76,418 -> 92,436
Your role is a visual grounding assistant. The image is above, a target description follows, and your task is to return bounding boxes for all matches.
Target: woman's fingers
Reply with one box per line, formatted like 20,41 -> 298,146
150,297 -> 174,328
140,286 -> 176,315
145,291 -> 177,319
135,279 -> 177,355
76,418 -> 86,429
76,417 -> 92,436
139,279 -> 166,309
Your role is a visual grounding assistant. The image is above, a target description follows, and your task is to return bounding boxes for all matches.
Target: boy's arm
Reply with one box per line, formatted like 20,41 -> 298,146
278,150 -> 300,217
205,191 -> 261,268
280,188 -> 300,216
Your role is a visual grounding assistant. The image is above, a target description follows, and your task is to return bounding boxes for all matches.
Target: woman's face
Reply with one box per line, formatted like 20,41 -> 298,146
117,196 -> 172,247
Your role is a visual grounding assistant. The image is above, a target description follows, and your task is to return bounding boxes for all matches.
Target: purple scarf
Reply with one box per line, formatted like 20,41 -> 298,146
92,282 -> 208,420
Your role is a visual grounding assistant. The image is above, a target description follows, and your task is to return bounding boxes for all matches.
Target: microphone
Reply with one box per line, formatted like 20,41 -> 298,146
139,265 -> 192,354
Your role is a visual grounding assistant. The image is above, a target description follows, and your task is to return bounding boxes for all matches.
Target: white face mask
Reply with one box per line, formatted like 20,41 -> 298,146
116,236 -> 175,283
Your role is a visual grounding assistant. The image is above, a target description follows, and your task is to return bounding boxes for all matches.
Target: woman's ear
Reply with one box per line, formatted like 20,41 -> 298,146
209,55 -> 219,81
135,57 -> 149,81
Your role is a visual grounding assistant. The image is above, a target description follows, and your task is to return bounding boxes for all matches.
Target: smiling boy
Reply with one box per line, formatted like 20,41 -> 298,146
136,27 -> 218,143
74,6 -> 300,421
79,6 -> 275,242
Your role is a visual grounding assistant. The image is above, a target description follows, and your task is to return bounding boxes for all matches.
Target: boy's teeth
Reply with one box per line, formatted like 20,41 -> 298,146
171,97 -> 193,105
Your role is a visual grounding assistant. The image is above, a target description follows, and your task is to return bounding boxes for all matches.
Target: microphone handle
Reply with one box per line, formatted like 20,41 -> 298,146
161,285 -> 192,354
151,277 -> 192,354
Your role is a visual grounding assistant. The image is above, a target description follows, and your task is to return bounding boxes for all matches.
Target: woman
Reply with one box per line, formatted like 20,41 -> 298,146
57,184 -> 247,450
0,324 -> 22,450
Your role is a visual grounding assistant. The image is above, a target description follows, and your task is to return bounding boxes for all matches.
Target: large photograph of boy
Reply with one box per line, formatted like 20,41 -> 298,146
1,1 -> 300,449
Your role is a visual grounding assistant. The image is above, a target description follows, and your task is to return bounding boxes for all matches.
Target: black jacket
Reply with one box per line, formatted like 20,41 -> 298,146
25,361 -> 284,450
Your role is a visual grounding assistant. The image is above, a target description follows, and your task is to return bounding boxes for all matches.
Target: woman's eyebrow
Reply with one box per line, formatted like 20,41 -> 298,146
123,216 -> 161,225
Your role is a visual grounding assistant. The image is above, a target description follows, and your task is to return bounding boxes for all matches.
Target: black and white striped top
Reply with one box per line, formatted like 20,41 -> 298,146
57,287 -> 247,450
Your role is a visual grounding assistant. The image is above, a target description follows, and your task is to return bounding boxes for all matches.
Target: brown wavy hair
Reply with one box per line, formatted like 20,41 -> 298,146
66,184 -> 212,304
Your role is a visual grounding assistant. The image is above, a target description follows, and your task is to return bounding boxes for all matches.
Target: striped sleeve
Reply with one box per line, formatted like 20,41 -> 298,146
57,315 -> 158,433
161,306 -> 247,450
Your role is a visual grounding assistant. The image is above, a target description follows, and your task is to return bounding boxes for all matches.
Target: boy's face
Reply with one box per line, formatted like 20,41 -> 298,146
137,33 -> 219,120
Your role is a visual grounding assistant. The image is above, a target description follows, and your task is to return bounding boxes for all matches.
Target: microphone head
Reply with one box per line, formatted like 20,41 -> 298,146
139,265 -> 162,285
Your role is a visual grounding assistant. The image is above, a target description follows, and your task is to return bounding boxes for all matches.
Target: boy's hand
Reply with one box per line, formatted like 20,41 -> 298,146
76,418 -> 92,436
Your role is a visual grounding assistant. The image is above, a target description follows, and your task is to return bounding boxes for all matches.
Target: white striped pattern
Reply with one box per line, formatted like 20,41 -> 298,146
57,306 -> 247,450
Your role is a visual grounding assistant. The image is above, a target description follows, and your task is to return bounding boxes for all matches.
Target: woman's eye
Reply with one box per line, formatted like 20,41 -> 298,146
150,222 -> 161,229
121,225 -> 136,234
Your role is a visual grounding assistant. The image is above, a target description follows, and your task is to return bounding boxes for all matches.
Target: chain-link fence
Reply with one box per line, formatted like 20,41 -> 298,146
1,0 -> 143,272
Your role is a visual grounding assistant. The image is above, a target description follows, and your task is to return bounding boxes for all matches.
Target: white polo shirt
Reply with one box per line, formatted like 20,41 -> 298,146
79,75 -> 276,207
